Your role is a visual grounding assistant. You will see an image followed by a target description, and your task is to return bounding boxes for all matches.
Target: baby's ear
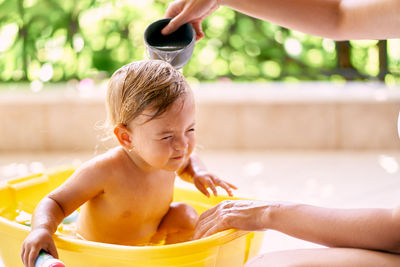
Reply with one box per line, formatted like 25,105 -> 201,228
114,124 -> 133,149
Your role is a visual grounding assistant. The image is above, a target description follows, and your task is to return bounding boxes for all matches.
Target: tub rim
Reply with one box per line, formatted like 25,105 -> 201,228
0,168 -> 259,260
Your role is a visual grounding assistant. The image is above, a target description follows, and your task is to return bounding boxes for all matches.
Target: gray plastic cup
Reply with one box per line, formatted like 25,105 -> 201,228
144,18 -> 195,69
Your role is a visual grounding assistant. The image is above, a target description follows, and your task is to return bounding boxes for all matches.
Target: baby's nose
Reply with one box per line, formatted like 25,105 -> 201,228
173,137 -> 188,150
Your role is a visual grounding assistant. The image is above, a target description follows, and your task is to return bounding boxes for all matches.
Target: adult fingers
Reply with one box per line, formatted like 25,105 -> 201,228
199,200 -> 234,220
196,207 -> 220,231
193,208 -> 220,239
193,217 -> 216,239
202,223 -> 228,238
162,11 -> 189,36
195,213 -> 229,239
164,0 -> 184,18
194,201 -> 233,239
198,202 -> 221,221
192,21 -> 205,40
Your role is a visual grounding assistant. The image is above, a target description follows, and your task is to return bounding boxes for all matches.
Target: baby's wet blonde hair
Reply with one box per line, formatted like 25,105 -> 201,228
106,60 -> 189,128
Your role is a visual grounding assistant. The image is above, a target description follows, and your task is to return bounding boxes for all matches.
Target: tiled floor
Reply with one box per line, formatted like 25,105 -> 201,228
1,150 -> 399,264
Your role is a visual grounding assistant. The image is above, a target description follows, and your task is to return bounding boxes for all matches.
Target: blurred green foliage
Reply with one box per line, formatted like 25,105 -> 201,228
0,0 -> 399,86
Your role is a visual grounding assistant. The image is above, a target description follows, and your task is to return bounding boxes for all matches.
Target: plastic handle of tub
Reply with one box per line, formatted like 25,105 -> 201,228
35,250 -> 66,267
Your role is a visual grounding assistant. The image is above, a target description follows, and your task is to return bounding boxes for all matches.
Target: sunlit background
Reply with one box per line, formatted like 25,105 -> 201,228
1,0 -> 400,91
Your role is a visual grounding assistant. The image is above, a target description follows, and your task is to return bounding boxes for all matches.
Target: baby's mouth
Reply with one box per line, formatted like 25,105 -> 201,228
171,155 -> 184,160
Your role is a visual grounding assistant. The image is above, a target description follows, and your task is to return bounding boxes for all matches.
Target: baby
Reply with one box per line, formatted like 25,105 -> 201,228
21,60 -> 236,267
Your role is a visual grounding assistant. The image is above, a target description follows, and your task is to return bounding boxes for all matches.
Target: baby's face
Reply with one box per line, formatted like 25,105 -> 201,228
127,92 -> 196,172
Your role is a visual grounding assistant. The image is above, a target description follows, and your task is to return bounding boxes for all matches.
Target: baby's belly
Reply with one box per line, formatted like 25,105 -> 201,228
76,204 -> 168,245
81,224 -> 158,245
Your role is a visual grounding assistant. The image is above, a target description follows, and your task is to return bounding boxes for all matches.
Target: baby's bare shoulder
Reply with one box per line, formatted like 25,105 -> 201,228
75,148 -> 124,180
47,149 -> 125,210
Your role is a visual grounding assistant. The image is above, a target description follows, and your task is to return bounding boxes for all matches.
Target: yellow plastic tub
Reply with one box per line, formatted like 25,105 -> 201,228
0,167 -> 263,267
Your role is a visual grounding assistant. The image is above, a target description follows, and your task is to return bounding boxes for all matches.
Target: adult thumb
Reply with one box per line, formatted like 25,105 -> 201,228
162,14 -> 187,35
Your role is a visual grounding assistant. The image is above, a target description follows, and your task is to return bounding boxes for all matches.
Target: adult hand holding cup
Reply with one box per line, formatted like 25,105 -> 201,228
144,18 -> 196,69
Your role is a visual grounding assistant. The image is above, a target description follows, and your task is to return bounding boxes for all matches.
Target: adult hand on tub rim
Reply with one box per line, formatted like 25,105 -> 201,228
193,200 -> 271,239
162,0 -> 400,41
193,200 -> 400,253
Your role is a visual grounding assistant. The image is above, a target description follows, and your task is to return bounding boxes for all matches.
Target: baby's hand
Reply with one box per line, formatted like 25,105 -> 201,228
21,228 -> 58,267
193,171 -> 237,197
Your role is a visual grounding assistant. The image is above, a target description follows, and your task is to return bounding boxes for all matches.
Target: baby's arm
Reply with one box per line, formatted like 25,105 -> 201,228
21,160 -> 108,267
20,197 -> 64,267
177,153 -> 237,197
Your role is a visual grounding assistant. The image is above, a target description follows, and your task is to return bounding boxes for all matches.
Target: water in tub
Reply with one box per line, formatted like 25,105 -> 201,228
14,210 -> 164,245
15,210 -> 80,238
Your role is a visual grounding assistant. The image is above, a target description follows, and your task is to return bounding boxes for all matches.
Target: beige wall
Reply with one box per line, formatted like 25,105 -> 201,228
0,82 -> 399,152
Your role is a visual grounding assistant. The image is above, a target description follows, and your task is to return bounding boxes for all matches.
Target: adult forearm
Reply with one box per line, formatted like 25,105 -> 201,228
31,197 -> 65,233
220,0 -> 400,40
268,204 -> 400,253
220,0 -> 341,38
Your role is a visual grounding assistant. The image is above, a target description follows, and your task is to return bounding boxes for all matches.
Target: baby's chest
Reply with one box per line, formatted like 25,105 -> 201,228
104,177 -> 174,218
